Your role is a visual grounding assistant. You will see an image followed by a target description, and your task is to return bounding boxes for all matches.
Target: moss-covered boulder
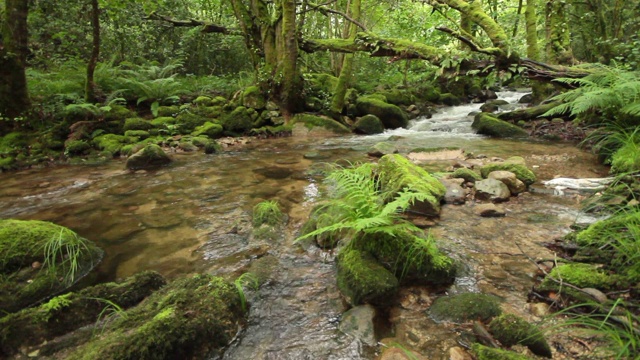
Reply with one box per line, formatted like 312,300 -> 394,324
63,274 -> 246,360
123,118 -> 154,132
480,99 -> 509,113
356,96 -> 409,129
124,130 -> 151,140
439,93 -> 462,106
93,134 -> 134,156
0,220 -> 104,314
377,154 -> 447,216
291,113 -> 351,134
488,314 -> 552,358
472,113 -> 529,138
125,144 -> 172,170
193,96 -> 214,107
538,263 -> 619,295
429,293 -> 502,323
367,142 -> 398,157
219,106 -> 254,134
480,163 -> 537,186
204,140 -> 222,154
176,112 -> 208,133
415,85 -> 440,103
354,115 -> 384,135
451,168 -> 482,183
378,89 -> 417,106
337,249 -> 399,306
472,344 -> 534,360
156,105 -> 181,117
64,140 -> 91,157
103,105 -> 135,121
150,116 -> 179,127
497,101 -> 561,122
192,122 -> 223,138
242,86 -> 267,110
0,271 -> 166,356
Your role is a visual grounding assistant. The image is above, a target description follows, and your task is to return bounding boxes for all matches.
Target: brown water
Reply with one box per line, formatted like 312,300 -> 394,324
0,95 -> 609,359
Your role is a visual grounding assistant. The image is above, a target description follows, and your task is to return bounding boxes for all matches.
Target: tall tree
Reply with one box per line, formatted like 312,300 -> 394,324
330,0 -> 362,116
545,0 -> 573,64
85,0 -> 101,103
0,0 -> 30,121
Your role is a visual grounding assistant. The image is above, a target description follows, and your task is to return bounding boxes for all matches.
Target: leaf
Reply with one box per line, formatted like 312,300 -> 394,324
151,101 -> 160,117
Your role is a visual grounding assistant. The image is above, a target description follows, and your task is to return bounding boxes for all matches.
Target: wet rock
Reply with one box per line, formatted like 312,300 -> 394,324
471,344 -> 532,360
139,212 -> 183,228
529,302 -> 550,317
338,304 -> 377,346
303,151 -> 329,160
368,142 -> 399,157
378,154 -> 446,216
252,166 -> 293,179
440,178 -> 466,204
474,178 -> 511,202
518,93 -> 533,103
474,203 -> 505,217
488,313 -> 552,358
429,293 -> 502,324
354,114 -> 385,135
451,168 -> 482,183
449,346 -> 473,360
488,171 -> 527,195
480,99 -> 509,113
480,162 -> 536,186
472,113 -> 529,138
337,249 -> 399,306
125,144 -> 172,170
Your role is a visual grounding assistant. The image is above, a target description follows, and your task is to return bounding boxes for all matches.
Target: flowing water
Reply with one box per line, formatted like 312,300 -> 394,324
0,92 -> 608,359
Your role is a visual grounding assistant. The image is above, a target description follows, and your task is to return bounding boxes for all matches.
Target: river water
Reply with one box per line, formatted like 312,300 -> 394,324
0,92 -> 608,359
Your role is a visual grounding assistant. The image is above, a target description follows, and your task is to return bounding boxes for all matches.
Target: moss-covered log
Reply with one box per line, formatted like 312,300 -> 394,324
0,271 -> 166,356
472,113 -> 529,138
64,274 -> 246,360
497,101 -> 561,122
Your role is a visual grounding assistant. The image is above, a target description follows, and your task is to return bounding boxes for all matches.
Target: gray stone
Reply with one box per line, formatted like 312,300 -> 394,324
367,142 -> 398,157
338,305 -> 377,346
488,170 -> 527,195
474,178 -> 511,202
125,144 -> 172,170
440,178 -> 466,205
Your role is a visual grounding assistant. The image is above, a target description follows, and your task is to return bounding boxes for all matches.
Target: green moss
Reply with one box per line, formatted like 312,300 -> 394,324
439,93 -> 462,106
356,96 -> 408,129
472,113 -> 529,138
452,168 -> 482,182
429,293 -> 502,323
242,86 -> 266,109
252,201 -> 284,227
219,106 -> 254,134
190,136 -> 210,147
103,105 -> 135,121
488,314 -> 552,358
249,125 -> 293,137
377,154 -> 446,216
125,144 -> 171,170
538,263 -> 618,292
204,140 -> 222,154
123,118 -> 154,131
124,130 -> 151,139
354,114 -> 384,135
64,140 -> 91,157
65,274 -> 245,360
0,271 -> 166,356
192,106 -> 222,118
291,114 -> 351,134
0,156 -> 16,170
336,249 -> 399,306
193,96 -> 213,107
151,116 -> 178,127
377,89 -> 416,106
0,132 -> 27,155
192,121 -> 223,138
480,163 -> 536,185
156,105 -> 180,117
0,220 -> 103,314
472,344 -> 533,360
93,134 -> 133,155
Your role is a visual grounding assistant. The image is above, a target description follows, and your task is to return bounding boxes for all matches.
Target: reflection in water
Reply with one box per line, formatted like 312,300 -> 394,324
0,92 -> 609,358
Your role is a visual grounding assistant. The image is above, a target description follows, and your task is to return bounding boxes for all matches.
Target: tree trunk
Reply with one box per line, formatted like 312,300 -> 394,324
545,0 -> 573,64
330,0 -> 361,115
0,0 -> 30,121
85,0 -> 101,103
278,0 -> 303,119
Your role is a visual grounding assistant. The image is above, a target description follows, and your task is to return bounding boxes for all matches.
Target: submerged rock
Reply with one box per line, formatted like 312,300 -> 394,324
338,304 -> 377,346
125,144 -> 171,170
0,219 -> 104,314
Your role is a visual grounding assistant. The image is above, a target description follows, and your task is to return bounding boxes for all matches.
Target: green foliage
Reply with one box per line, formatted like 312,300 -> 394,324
543,65 -> 640,123
252,200 -> 284,227
488,314 -> 552,358
233,272 -> 258,312
43,227 -> 93,285
429,293 -> 502,323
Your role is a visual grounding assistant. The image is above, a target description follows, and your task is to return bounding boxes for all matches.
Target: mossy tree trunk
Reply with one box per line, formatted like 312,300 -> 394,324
544,0 -> 573,64
229,0 -> 303,120
329,0 -> 361,116
85,0 -> 101,103
525,0 -> 548,103
0,0 -> 30,121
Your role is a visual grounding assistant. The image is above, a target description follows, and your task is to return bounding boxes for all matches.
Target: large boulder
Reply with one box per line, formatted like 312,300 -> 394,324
356,96 -> 408,129
337,249 -> 399,306
472,113 -> 529,138
377,154 -> 447,216
125,144 -> 172,170
291,114 -> 351,134
0,220 -> 104,314
220,106 -> 254,134
474,178 -> 511,202
354,114 -> 384,134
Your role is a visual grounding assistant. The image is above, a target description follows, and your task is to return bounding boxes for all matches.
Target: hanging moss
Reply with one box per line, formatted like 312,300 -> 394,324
429,293 -> 502,323
488,313 -> 552,358
64,274 -> 246,360
0,271 -> 166,356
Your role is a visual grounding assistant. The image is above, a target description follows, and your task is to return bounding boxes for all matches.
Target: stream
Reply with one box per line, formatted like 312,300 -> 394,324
0,91 -> 609,359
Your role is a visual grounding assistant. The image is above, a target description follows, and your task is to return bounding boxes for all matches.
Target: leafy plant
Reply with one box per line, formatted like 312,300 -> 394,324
252,200 -> 284,227
233,272 -> 259,312
87,297 -> 128,336
42,228 -> 93,286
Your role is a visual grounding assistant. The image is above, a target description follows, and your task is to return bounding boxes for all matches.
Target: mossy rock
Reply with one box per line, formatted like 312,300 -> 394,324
125,144 -> 172,170
192,106 -> 222,119
0,156 -> 16,170
103,105 -> 135,121
204,140 -> 222,154
156,105 -> 181,117
242,86 -> 267,109
252,201 -> 284,227
480,163 -> 536,186
378,89 -> 417,106
64,140 -> 91,157
123,117 -> 155,131
472,113 -> 529,138
64,274 -> 246,360
429,293 -> 502,323
367,142 -> 399,157
299,204 -> 348,249
176,112 -> 208,132
291,113 -> 351,134
472,344 -> 534,360
306,73 -> 339,97
150,116 -> 178,127
489,314 -> 552,358
193,96 -> 214,107
192,122 -> 223,139
0,220 -> 104,314
337,249 -> 399,306
480,99 -> 509,113
538,263 -> 619,294
0,132 -> 27,155
451,168 -> 482,183
415,85 -> 440,103
124,130 -> 151,140
610,141 -> 640,174
377,154 -> 447,216
439,93 -> 462,106
191,136 -> 210,147
0,271 -> 166,356
93,134 -> 135,155
354,115 -> 384,135
356,96 -> 408,129
219,106 -> 254,134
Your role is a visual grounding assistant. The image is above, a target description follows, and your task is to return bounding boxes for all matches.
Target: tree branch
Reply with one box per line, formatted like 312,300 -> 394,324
305,2 -> 367,31
145,12 -> 241,35
436,26 -> 502,57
